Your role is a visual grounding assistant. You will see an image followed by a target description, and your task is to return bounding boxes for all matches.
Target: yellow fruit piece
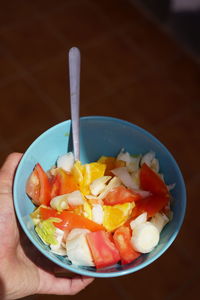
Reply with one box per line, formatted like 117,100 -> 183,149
82,200 -> 92,220
71,160 -> 84,185
81,162 -> 106,195
103,202 -> 134,232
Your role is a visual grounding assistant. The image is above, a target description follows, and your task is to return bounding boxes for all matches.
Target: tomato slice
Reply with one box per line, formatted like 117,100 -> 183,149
140,163 -> 169,197
40,207 -> 104,232
50,168 -> 78,198
131,194 -> 169,218
26,163 -> 51,206
103,185 -> 141,206
113,226 -> 140,264
86,230 -> 120,268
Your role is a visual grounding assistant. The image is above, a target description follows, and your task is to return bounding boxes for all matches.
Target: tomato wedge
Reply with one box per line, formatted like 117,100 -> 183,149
40,207 -> 104,232
50,168 -> 78,198
26,163 -> 51,206
86,230 -> 120,268
103,185 -> 141,206
140,163 -> 169,197
113,226 -> 140,264
131,194 -> 169,218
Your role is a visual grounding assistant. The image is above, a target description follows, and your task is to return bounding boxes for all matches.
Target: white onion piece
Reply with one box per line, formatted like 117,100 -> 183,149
117,149 -> 141,172
130,212 -> 147,230
150,212 -> 169,233
50,194 -> 69,211
67,190 -> 84,206
90,176 -> 111,196
98,176 -> 121,200
140,151 -> 155,167
66,229 -> 94,266
57,152 -> 74,172
92,204 -> 104,224
111,167 -> 138,189
131,222 -> 160,253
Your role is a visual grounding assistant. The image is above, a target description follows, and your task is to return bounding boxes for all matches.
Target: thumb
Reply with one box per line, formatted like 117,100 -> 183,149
0,153 -> 23,195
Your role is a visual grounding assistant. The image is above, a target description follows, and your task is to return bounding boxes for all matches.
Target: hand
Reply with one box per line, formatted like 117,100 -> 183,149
0,153 -> 94,300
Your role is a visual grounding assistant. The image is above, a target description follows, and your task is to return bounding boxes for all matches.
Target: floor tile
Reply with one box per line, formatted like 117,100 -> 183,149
84,32 -> 147,92
90,0 -> 143,28
41,0 -> 111,49
0,17 -> 65,72
0,48 -> 23,84
155,105 -> 200,181
0,0 -> 37,28
117,243 -> 195,300
0,78 -> 60,144
30,53 -> 109,121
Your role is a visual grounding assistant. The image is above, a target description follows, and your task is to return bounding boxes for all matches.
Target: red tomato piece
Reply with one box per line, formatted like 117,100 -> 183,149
140,163 -> 169,197
131,194 -> 169,218
40,207 -> 104,232
113,226 -> 140,264
50,168 -> 78,198
86,230 -> 120,268
26,163 -> 51,206
103,185 -> 141,206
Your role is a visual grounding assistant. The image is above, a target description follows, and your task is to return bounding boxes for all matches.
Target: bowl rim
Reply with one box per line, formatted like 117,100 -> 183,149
13,116 -> 187,278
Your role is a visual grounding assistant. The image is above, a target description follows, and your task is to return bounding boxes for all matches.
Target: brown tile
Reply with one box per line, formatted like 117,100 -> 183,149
156,105 -> 200,181
0,48 -> 22,83
31,52 -> 109,120
90,77 -> 191,127
0,0 -> 37,28
84,33 -> 146,92
117,243 -> 195,300
42,0 -> 111,48
0,17 -> 65,71
123,18 -> 187,67
171,269 -> 200,299
0,78 -> 60,144
30,0 -> 67,14
90,0 -> 143,28
175,174 -> 200,258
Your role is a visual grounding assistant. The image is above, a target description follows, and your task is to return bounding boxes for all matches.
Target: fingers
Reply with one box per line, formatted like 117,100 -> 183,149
0,153 -> 23,195
37,270 -> 94,296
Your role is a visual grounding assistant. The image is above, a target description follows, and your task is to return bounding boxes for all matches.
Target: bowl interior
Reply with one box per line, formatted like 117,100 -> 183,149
14,116 -> 186,277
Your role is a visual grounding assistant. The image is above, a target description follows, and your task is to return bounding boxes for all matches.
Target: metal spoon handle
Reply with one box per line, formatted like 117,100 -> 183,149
69,47 -> 80,161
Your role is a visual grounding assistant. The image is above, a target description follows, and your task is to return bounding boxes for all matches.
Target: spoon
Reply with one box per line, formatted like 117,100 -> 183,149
69,47 -> 81,161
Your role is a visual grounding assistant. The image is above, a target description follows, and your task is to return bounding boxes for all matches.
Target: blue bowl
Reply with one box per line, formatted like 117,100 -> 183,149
13,116 -> 186,278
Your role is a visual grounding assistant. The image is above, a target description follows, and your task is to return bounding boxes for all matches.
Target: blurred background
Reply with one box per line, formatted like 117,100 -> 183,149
0,0 -> 199,299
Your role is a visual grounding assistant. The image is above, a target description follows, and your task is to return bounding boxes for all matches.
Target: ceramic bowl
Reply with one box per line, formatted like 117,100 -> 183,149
13,116 -> 186,277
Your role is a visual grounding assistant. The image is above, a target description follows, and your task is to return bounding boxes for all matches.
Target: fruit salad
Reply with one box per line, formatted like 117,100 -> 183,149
26,150 -> 174,268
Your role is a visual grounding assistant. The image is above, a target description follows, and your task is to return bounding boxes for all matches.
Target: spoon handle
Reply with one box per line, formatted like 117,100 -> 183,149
69,47 -> 81,161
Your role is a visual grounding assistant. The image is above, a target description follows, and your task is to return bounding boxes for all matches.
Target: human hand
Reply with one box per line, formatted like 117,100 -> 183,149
0,153 -> 94,300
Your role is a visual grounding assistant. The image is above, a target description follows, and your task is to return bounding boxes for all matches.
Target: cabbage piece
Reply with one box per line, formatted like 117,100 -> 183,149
50,228 -> 67,256
35,218 -> 61,245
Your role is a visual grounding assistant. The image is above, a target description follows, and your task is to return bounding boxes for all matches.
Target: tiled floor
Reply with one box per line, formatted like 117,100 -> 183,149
0,0 -> 199,299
